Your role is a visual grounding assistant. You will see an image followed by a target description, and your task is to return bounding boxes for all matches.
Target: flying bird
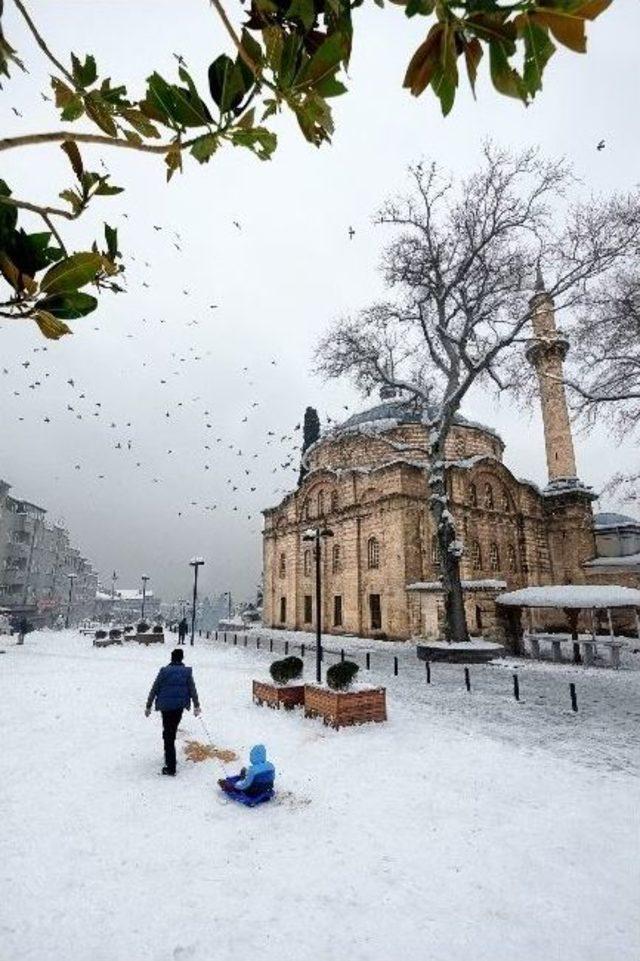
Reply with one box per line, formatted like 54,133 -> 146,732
597,139 -> 605,151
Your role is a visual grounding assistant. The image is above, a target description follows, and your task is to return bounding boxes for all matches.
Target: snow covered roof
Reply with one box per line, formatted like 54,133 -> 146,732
584,553 -> 640,569
95,589 -> 154,601
496,584 -> 640,609
335,397 -> 504,446
594,512 -> 640,530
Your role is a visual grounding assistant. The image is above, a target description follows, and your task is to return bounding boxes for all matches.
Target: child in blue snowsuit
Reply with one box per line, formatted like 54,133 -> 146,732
218,744 -> 275,800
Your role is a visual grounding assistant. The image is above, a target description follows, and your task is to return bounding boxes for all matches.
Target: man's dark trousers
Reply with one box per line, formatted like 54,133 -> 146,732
161,709 -> 183,773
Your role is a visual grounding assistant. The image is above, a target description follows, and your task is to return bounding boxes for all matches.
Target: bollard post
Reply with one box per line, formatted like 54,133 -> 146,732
464,667 -> 471,692
199,629 -> 202,637
513,673 -> 520,702
224,632 -> 227,643
341,648 -> 345,663
215,630 -> 218,640
244,635 -> 247,647
269,638 -> 273,652
570,682 -> 578,713
233,634 -> 237,646
301,643 -> 305,657
206,630 -> 210,639
366,652 -> 370,670
425,661 -> 431,684
257,637 -> 260,649
285,640 -> 289,655
394,656 -> 398,677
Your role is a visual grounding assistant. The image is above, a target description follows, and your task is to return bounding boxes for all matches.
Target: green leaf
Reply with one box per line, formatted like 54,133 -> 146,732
280,33 -> 304,87
518,15 -> 555,95
84,97 -> 117,136
229,126 -> 277,160
122,108 -> 160,138
34,310 -> 73,340
123,129 -> 143,145
61,140 -> 83,180
0,30 -> 26,82
207,56 -> 247,114
404,0 -> 436,17
263,27 -> 285,74
190,134 -> 220,163
146,72 -> 212,128
94,179 -> 124,196
431,24 -> 458,116
488,38 -> 527,101
463,37 -> 483,98
40,291 -> 98,319
40,251 -> 102,294
51,76 -> 75,108
299,31 -> 349,85
286,0 -> 316,31
60,95 -> 85,122
403,24 -> 442,96
0,178 -> 18,242
104,223 -> 119,260
533,9 -> 586,53
59,188 -> 84,215
71,52 -> 97,87
165,147 -> 183,182
292,91 -> 334,145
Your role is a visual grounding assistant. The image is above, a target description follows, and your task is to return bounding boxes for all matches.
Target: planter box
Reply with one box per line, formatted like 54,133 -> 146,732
304,684 -> 387,729
137,632 -> 164,645
93,637 -> 122,648
253,679 -> 305,711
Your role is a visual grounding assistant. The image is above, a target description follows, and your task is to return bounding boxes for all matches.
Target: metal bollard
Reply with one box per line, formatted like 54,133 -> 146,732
425,661 -> 431,684
284,640 -> 289,655
464,667 -> 471,692
513,673 -> 520,701
366,652 -> 370,670
394,656 -> 398,677
570,682 -> 578,712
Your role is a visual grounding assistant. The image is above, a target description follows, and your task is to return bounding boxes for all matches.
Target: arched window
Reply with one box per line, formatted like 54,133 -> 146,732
469,483 -> 478,507
501,486 -> 510,512
278,553 -> 286,578
367,536 -> 380,570
304,499 -> 311,521
507,544 -> 517,572
332,543 -> 341,574
431,535 -> 440,566
489,542 -> 500,571
330,490 -> 339,513
318,490 -> 325,517
303,549 -> 311,577
471,541 -> 482,571
484,483 -> 494,509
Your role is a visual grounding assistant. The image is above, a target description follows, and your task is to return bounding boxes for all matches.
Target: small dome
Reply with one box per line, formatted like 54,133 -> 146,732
594,511 -> 640,529
339,397 -> 434,430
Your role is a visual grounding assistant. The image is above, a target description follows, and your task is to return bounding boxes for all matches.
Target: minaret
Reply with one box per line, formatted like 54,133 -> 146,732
525,268 -> 578,488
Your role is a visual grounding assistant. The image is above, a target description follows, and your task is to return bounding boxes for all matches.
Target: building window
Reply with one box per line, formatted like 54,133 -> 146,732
501,487 -> 510,512
489,542 -> 500,571
431,535 -> 440,567
303,549 -> 311,577
304,499 -> 311,520
367,536 -> 380,569
484,483 -> 494,509
471,541 -> 482,571
331,490 -> 339,513
279,596 -> 287,622
369,594 -> 382,631
333,595 -> 343,627
469,483 -> 477,507
507,544 -> 517,572
332,543 -> 341,574
304,594 -> 312,624
278,553 -> 286,578
318,490 -> 325,517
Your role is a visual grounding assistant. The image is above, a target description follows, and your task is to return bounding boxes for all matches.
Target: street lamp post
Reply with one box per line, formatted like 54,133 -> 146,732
141,575 -> 150,621
65,573 -> 77,629
189,558 -> 205,646
303,527 -> 333,684
225,591 -> 232,619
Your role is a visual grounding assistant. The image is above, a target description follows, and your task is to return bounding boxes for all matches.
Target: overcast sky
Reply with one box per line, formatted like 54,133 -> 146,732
0,0 -> 638,603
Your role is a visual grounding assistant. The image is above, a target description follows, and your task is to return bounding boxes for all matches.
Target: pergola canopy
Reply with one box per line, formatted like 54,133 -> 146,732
496,585 -> 640,609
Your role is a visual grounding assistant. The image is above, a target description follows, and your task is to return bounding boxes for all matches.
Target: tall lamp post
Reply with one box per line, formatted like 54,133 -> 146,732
189,557 -> 205,646
302,527 -> 333,684
65,573 -> 77,629
224,590 -> 232,619
141,575 -> 150,621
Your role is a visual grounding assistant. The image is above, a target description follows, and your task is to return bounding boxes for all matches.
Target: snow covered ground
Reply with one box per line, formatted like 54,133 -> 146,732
2,629 -> 639,961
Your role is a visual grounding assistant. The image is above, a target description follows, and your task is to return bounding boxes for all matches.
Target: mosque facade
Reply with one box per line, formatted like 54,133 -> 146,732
262,283 -> 639,640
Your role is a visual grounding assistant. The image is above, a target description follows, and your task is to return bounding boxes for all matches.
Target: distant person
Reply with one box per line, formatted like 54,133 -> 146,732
145,648 -> 200,776
177,617 -> 189,645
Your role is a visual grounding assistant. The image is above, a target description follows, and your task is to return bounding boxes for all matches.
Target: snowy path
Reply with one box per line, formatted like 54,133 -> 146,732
1,631 -> 638,961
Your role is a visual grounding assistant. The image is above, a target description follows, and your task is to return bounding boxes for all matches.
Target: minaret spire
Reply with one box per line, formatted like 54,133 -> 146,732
525,273 -> 579,488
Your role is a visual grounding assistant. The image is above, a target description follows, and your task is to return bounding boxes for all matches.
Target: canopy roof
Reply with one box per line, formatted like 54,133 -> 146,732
496,584 -> 640,609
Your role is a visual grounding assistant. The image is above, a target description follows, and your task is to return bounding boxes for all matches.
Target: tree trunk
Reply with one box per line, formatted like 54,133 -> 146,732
428,454 -> 470,644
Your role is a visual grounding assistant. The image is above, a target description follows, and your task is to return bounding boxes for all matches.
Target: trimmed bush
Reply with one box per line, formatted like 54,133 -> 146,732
326,660 -> 359,691
95,629 -> 107,640
152,624 -> 163,634
137,621 -> 150,633
269,656 -> 304,685
109,628 -> 122,639
124,625 -> 134,633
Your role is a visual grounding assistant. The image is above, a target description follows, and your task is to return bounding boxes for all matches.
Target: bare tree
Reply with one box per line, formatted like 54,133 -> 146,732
315,145 -> 640,644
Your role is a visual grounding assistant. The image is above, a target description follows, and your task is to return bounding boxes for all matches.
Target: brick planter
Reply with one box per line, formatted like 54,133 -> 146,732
304,684 -> 387,729
252,679 -> 305,711
137,632 -> 164,645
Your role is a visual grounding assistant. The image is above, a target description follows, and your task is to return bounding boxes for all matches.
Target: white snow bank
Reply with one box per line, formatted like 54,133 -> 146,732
496,584 -> 640,608
407,579 -> 507,592
584,553 -> 640,569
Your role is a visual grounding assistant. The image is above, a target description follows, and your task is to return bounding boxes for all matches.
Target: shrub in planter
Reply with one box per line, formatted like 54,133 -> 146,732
109,628 -> 122,640
326,660 -> 359,691
124,625 -> 134,633
152,624 -> 164,635
281,655 -> 303,680
269,656 -> 303,685
95,629 -> 107,640
137,621 -> 150,634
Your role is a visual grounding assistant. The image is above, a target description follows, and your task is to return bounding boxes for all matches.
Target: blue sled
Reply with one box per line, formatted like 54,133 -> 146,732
219,774 -> 275,808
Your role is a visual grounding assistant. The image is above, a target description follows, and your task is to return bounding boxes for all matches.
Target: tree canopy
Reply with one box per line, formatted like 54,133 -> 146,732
0,0 -> 613,339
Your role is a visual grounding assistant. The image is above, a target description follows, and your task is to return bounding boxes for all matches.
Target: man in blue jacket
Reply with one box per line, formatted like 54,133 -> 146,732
145,648 -> 201,776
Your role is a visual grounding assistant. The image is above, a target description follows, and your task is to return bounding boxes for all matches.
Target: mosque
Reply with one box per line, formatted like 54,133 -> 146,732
262,280 -> 639,640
